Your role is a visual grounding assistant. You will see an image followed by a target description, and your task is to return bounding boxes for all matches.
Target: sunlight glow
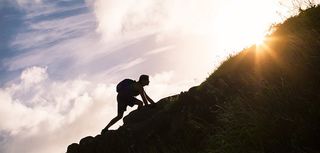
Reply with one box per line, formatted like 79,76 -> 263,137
206,0 -> 282,54
255,36 -> 266,46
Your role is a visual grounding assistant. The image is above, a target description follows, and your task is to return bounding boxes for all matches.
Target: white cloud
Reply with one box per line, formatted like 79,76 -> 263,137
118,58 -> 145,71
6,0 -> 55,14
20,66 -> 48,87
93,0 -> 163,39
14,0 -> 43,8
0,65 -> 189,153
145,71 -> 198,101
92,0 -> 218,40
10,12 -> 97,51
145,45 -> 175,55
0,66 -> 118,153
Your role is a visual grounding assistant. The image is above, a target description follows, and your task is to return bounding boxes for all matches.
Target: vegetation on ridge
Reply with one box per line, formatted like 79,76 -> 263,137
201,5 -> 320,153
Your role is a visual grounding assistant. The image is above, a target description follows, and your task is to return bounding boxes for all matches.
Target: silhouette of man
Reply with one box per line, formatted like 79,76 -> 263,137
102,75 -> 156,132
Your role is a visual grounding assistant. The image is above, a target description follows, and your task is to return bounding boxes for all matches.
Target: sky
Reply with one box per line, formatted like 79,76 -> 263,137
0,0 -> 319,153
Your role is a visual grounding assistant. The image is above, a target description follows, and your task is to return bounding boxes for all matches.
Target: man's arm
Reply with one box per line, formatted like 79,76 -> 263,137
139,87 -> 149,106
133,83 -> 148,105
140,93 -> 149,106
144,91 -> 155,104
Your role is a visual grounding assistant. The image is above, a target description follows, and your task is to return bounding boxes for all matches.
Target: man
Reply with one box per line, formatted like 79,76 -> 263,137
102,74 -> 156,132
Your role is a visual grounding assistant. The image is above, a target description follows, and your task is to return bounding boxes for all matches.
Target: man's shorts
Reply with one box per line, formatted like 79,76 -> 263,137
117,93 -> 140,113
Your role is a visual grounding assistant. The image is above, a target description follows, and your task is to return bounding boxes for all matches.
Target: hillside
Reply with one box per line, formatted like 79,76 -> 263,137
67,5 -> 320,153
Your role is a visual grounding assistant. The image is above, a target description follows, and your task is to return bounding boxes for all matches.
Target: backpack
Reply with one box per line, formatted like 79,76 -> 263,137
116,79 -> 135,93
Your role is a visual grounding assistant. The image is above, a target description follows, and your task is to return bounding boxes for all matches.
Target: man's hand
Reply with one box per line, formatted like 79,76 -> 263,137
146,103 -> 157,108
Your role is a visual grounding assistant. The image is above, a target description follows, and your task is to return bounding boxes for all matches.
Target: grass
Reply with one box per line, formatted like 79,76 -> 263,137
199,5 -> 320,153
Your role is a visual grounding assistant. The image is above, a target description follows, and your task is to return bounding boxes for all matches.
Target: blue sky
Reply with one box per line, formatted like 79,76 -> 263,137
0,2 -> 23,84
0,0 -> 92,84
1,0 -> 315,153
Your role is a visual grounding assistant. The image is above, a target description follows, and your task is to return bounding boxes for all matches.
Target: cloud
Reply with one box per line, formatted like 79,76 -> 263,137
92,0 -> 218,40
20,66 -> 48,86
14,0 -> 43,8
4,0 -> 51,13
145,45 -> 175,55
3,2 -> 100,75
4,0 -> 219,80
0,65 -> 192,153
0,66 -> 118,153
93,0 -> 165,39
118,58 -> 145,71
146,71 -> 178,100
10,9 -> 96,51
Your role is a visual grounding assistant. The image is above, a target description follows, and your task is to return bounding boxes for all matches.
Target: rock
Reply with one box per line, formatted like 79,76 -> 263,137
67,143 -> 79,153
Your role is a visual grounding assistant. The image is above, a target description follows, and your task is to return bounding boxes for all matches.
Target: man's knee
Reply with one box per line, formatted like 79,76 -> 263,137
136,100 -> 143,106
117,111 -> 124,118
117,114 -> 123,119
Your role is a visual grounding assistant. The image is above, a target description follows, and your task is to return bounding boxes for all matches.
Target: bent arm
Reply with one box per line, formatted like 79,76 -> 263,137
140,92 -> 149,105
133,83 -> 148,105
144,91 -> 155,104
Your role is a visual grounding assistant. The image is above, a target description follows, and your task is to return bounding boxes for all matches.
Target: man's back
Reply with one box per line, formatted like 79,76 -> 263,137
116,79 -> 140,96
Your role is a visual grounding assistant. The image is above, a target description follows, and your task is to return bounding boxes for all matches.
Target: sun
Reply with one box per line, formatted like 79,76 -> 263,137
208,0 -> 278,52
254,34 -> 266,46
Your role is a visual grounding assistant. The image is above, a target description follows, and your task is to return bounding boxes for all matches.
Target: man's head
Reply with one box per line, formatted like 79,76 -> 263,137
138,74 -> 150,86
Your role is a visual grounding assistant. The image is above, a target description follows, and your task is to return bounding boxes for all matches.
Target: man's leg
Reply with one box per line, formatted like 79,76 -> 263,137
103,109 -> 124,132
133,98 -> 143,110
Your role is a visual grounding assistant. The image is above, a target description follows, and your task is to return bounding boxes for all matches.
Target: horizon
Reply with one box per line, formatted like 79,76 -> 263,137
1,0 -> 319,153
